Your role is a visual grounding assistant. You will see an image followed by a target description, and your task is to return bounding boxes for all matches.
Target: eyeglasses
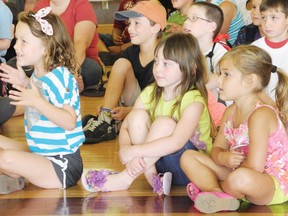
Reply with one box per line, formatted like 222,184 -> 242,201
187,16 -> 212,23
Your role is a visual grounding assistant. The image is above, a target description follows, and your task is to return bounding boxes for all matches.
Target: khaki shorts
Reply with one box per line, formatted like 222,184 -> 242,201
119,81 -> 141,107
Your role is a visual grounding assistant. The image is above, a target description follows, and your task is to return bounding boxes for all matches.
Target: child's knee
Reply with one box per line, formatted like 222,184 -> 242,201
0,150 -> 15,170
152,117 -> 176,132
127,109 -> 150,124
226,168 -> 253,190
180,150 -> 198,169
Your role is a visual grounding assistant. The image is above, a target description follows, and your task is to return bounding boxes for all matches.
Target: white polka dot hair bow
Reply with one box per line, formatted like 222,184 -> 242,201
32,7 -> 53,36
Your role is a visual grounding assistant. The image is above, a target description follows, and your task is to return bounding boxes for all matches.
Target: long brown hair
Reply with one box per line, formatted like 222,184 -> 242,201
150,33 -> 217,137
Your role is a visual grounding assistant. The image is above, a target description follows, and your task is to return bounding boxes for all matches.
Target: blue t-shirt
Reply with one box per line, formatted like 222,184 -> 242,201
25,67 -> 85,156
0,1 -> 13,62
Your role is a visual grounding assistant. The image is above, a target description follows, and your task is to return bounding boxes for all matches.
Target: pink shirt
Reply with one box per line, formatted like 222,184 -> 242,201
224,103 -> 288,195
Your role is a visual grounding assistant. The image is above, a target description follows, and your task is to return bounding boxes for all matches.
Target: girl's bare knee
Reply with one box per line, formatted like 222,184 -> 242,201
180,150 -> 198,170
226,168 -> 252,190
0,150 -> 14,171
151,117 -> 176,133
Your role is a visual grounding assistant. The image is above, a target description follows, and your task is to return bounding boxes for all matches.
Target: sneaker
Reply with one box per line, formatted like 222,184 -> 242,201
82,114 -> 98,129
0,175 -> 25,194
83,119 -> 116,144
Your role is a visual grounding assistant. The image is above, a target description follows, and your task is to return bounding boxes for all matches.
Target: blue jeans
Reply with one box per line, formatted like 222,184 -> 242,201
81,58 -> 103,87
155,140 -> 198,186
0,97 -> 16,127
99,33 -> 115,47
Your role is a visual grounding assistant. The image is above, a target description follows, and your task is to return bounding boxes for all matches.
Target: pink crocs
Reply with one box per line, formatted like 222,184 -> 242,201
194,191 -> 240,214
187,181 -> 201,201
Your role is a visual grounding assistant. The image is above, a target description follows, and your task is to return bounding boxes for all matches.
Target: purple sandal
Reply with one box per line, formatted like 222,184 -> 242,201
152,172 -> 172,196
81,169 -> 117,192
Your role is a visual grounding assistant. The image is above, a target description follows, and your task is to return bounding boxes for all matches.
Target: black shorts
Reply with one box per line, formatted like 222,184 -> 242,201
47,149 -> 83,188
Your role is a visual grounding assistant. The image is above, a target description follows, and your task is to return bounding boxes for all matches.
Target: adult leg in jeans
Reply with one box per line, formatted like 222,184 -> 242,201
81,57 -> 103,88
0,97 -> 16,127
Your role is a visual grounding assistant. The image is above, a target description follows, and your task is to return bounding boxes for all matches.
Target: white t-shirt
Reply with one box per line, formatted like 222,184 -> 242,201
252,37 -> 288,100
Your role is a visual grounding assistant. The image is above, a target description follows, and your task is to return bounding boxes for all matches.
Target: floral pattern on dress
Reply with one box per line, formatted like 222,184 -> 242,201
224,120 -> 249,156
223,104 -> 288,196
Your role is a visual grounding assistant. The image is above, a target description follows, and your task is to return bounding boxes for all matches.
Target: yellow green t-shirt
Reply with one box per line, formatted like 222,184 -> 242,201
140,85 -> 212,154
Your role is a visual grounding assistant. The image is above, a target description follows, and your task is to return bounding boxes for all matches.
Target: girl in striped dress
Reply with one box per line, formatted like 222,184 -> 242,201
0,7 -> 84,194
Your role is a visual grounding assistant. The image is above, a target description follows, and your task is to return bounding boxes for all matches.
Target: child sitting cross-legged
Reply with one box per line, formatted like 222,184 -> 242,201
180,45 -> 288,214
81,33 -> 215,195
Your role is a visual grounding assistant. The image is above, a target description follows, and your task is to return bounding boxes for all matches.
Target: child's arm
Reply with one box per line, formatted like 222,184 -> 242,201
240,106 -> 277,172
120,101 -> 205,163
211,105 -> 246,169
9,81 -> 77,131
73,20 -> 96,71
218,1 -> 237,36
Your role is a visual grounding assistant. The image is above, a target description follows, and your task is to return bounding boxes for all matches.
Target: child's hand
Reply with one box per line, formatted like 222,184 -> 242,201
165,23 -> 183,34
0,63 -> 29,87
222,150 -> 246,169
111,106 -> 130,121
9,80 -> 41,107
113,34 -> 124,45
126,157 -> 146,178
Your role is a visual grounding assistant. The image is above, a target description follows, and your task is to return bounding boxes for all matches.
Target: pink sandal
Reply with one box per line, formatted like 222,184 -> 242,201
186,181 -> 200,201
194,191 -> 240,214
152,172 -> 172,196
81,169 -> 117,192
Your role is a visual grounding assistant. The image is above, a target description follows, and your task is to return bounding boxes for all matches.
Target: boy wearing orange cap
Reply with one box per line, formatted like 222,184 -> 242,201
82,1 -> 167,144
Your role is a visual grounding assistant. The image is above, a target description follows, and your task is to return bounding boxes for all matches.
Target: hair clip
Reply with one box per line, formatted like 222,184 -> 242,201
32,7 -> 53,36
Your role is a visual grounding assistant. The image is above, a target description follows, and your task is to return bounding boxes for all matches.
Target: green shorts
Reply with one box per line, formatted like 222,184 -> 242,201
242,176 -> 288,205
269,176 -> 288,205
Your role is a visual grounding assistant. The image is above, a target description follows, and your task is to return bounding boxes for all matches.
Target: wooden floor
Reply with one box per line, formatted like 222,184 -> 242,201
0,96 -> 287,215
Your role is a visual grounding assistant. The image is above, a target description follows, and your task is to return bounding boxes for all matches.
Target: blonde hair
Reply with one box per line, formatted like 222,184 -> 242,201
218,45 -> 288,127
18,11 -> 78,75
151,33 -> 217,137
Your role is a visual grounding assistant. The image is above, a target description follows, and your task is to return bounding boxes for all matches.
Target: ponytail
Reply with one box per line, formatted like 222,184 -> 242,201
274,68 -> 288,129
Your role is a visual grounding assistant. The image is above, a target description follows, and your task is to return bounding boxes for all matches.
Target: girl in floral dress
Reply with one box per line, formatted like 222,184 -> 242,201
180,45 -> 288,214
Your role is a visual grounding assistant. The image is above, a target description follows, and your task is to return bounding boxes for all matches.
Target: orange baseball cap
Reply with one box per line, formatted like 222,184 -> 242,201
114,1 -> 167,30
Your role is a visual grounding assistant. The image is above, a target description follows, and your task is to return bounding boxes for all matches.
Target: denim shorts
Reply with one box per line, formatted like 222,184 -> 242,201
155,140 -> 198,186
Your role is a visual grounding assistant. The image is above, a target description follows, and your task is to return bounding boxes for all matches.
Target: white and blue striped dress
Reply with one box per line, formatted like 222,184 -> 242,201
24,66 -> 85,156
210,0 -> 245,45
